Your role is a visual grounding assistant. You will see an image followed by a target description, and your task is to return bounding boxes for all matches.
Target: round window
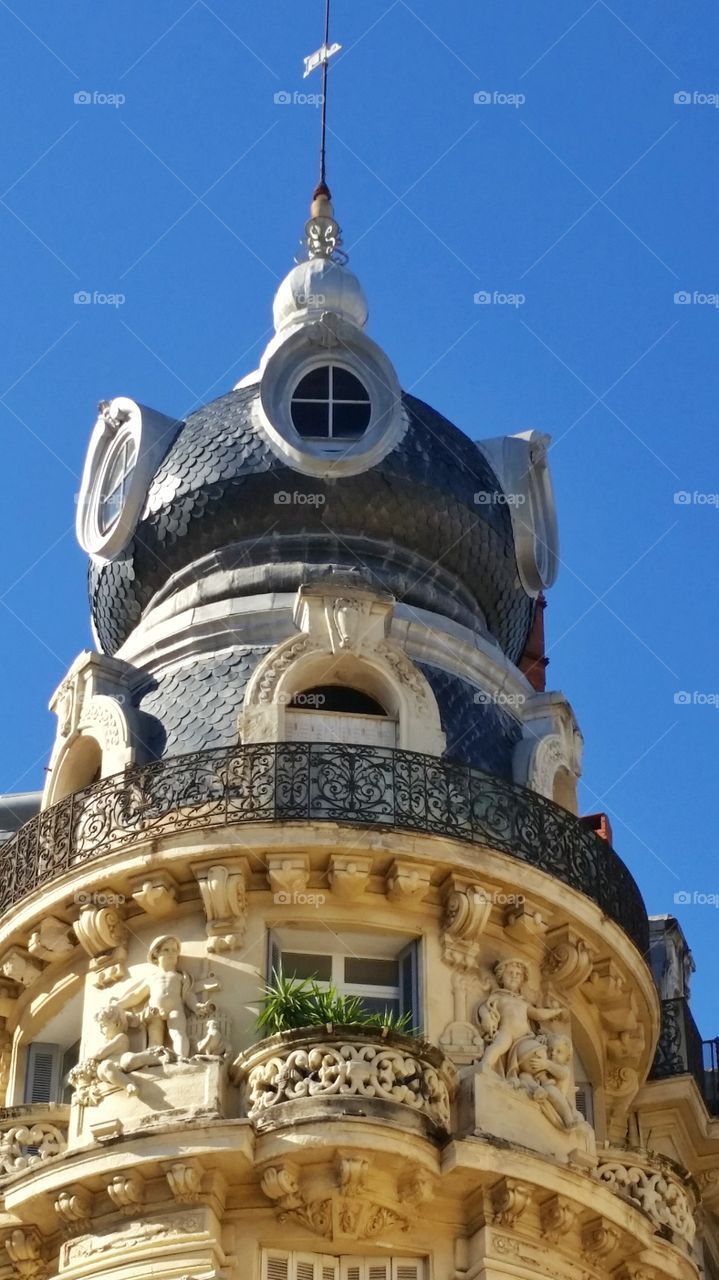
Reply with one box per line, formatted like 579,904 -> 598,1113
290,364 -> 371,440
97,435 -> 137,534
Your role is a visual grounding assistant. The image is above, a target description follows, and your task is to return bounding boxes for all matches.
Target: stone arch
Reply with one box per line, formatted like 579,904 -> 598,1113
43,695 -> 135,807
514,734 -> 579,814
240,583 -> 446,756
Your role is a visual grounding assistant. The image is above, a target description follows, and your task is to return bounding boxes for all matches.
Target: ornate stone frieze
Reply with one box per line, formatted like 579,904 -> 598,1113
597,1153 -> 697,1248
259,1156 -> 417,1241
0,1118 -> 67,1174
193,860 -> 249,953
72,899 -> 128,988
234,1029 -> 456,1131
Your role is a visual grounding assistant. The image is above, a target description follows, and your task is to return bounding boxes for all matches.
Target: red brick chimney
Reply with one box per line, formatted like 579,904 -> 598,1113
519,593 -> 548,693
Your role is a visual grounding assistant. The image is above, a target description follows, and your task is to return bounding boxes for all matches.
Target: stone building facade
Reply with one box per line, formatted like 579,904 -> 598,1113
0,186 -> 716,1280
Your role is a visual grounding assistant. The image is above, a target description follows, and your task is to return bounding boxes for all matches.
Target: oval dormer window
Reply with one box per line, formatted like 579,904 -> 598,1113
97,435 -> 137,534
290,364 -> 371,440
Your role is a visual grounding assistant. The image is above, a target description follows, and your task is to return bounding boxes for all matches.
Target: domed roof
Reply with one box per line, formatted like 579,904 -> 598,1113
89,384 -> 534,661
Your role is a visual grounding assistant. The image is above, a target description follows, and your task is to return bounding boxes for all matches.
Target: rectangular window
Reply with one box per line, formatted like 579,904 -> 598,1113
268,933 -> 421,1029
24,1043 -> 61,1104
262,1253 -> 424,1280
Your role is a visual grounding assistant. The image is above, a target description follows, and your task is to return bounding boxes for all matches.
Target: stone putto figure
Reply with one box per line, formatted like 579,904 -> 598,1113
475,957 -> 585,1131
112,934 -> 211,1059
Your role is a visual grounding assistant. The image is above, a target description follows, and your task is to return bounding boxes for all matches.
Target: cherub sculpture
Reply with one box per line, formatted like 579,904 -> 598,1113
111,934 -> 211,1059
91,1005 -> 168,1094
506,1032 -> 584,1130
476,957 -> 566,1076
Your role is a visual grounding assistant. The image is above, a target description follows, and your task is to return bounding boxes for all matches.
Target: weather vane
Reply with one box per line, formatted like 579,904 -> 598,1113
302,0 -> 347,263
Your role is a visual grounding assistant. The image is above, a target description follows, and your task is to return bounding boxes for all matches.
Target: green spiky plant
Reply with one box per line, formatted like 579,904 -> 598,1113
257,972 -> 417,1038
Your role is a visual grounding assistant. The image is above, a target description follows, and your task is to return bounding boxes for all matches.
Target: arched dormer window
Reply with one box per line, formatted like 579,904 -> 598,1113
48,735 -> 102,804
285,678 -> 397,747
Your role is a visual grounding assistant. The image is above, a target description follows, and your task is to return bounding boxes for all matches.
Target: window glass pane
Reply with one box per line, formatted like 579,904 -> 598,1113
332,402 -> 372,437
345,957 -> 399,987
292,401 -> 330,437
332,367 -> 370,401
294,367 -> 329,399
282,952 -> 333,982
355,996 -> 400,1018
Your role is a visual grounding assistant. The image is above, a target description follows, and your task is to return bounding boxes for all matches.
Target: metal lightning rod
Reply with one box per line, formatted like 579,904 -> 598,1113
303,0 -> 342,189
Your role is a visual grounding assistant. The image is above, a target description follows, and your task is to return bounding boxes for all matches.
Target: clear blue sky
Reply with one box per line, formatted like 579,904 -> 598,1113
0,2 -> 716,1030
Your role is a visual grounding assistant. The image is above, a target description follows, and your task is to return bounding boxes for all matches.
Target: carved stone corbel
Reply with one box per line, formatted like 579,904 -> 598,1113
27,917 -> 74,962
165,1160 -> 203,1204
503,896 -> 549,944
193,860 -> 249,953
489,1178 -> 532,1227
543,924 -> 595,989
328,854 -> 372,900
107,1170 -> 144,1215
582,1215 -> 622,1260
0,948 -> 43,989
439,877 -> 491,1063
336,1152 -> 368,1194
4,1229 -> 46,1280
131,872 -> 178,919
73,902 -> 128,988
55,1186 -> 93,1236
266,856 -> 309,899
386,860 -> 431,906
540,1194 -> 577,1243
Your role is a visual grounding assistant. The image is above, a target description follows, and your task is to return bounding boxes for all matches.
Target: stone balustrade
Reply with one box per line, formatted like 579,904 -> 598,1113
597,1147 -> 698,1250
0,1103 -> 69,1178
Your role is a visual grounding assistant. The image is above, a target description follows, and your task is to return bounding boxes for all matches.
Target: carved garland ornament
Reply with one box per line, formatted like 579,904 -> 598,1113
0,1122 -> 67,1175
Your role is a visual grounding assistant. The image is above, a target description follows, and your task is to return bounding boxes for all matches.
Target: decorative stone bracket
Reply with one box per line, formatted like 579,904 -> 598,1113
0,948 -> 43,990
328,854 -> 372,900
4,1228 -> 46,1280
27,917 -> 74,963
266,856 -> 309,900
386,860 -> 431,906
131,872 -> 178,919
55,1185 -> 93,1237
489,1177 -> 532,1228
107,1169 -> 144,1215
439,877 -> 492,1064
193,860 -> 249,953
543,924 -> 595,990
72,898 -> 128,988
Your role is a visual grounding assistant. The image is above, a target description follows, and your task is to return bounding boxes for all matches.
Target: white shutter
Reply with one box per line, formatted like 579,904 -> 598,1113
393,1263 -> 423,1280
368,1264 -> 391,1280
263,1252 -> 290,1280
296,1255 -> 340,1280
342,1265 -> 363,1280
24,1043 -> 59,1104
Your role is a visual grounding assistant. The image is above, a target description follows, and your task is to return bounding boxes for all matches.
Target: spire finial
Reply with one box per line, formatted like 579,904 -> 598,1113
302,0 -> 346,263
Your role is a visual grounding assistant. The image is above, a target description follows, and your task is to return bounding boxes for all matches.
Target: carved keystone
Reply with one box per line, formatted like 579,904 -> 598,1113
165,1160 -> 203,1204
4,1228 -> 46,1280
543,924 -> 594,989
107,1170 -> 144,1215
0,948 -> 43,989
55,1186 -> 93,1236
386,860 -> 431,906
328,854 -> 372,900
73,900 -> 128,988
193,860 -> 249,953
489,1178 -> 531,1227
131,872 -> 178,919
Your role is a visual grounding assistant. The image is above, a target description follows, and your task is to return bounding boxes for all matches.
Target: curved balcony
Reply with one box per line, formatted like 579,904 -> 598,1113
1,742 -> 648,953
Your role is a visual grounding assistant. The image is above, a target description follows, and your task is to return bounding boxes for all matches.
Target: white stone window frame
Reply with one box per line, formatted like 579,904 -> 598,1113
254,322 -> 409,479
76,396 -> 182,562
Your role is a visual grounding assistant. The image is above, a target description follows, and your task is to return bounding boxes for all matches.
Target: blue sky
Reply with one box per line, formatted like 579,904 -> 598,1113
0,1 -> 716,1030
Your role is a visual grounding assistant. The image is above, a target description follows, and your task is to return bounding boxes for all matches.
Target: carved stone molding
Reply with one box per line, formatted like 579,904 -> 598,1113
4,1228 -> 46,1280
581,1215 -> 622,1261
0,1115 -> 67,1174
107,1170 -> 144,1215
72,900 -> 128,988
165,1160 -> 203,1204
540,1193 -> 577,1243
543,924 -> 595,989
489,1177 -> 532,1227
385,860 -> 431,906
131,872 -> 178,919
259,1159 -> 413,1241
0,948 -> 43,989
328,853 -> 372,900
27,917 -> 74,962
193,860 -> 249,953
55,1185 -> 93,1236
266,855 -> 309,899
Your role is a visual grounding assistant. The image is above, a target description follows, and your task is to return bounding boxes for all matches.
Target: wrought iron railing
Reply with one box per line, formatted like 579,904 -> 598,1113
1,742 -> 648,953
651,996 -> 719,1115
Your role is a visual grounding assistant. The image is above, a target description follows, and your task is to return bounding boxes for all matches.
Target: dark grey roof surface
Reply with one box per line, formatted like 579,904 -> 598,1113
90,387 -> 534,663
134,648 -> 519,778
0,791 -> 42,842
